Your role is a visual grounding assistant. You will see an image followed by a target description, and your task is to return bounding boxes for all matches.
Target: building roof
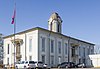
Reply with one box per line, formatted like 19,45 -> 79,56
3,27 -> 95,45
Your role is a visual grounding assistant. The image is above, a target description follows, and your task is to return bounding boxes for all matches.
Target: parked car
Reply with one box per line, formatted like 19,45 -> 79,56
24,61 -> 36,69
15,61 -> 25,69
15,61 -> 36,69
58,62 -> 76,68
35,61 -> 44,68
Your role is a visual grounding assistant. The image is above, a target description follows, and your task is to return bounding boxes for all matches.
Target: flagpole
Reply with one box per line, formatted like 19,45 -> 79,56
13,21 -> 15,68
13,2 -> 16,68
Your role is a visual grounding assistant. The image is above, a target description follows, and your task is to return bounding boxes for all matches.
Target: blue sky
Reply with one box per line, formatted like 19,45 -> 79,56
0,0 -> 100,45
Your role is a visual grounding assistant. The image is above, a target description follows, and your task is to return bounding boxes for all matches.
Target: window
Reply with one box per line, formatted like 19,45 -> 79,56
42,37 -> 45,52
29,61 -> 35,64
51,56 -> 54,65
65,43 -> 67,54
7,44 -> 9,54
83,58 -> 85,64
58,24 -> 60,32
87,46 -> 91,55
58,56 -> 61,64
42,55 -> 45,64
20,61 -> 25,64
83,48 -> 85,57
79,58 -> 81,63
58,41 -> 61,54
72,47 -> 75,57
29,56 -> 32,60
79,47 -> 81,56
29,39 -> 32,52
87,48 -> 89,55
7,58 -> 9,65
51,40 -> 54,53
91,48 -> 94,54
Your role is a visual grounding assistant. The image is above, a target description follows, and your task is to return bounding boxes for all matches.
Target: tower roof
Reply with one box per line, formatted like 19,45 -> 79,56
49,12 -> 62,22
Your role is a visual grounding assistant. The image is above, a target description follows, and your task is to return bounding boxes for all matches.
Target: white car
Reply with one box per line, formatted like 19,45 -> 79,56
15,61 -> 24,69
15,61 -> 36,69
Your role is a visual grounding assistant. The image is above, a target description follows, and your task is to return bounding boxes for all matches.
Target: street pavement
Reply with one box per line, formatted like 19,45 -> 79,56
1,68 -> 100,69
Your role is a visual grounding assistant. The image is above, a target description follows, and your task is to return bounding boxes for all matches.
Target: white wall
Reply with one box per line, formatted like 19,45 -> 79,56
3,30 -> 39,66
38,30 -> 69,66
26,30 -> 38,61
89,54 -> 100,67
3,37 -> 14,65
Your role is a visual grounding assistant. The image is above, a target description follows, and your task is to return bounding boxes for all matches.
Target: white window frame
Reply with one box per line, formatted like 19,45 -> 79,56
65,43 -> 67,55
29,56 -> 32,60
51,55 -> 54,65
29,38 -> 32,52
58,41 -> 61,54
41,55 -> 45,64
41,37 -> 45,52
51,40 -> 54,53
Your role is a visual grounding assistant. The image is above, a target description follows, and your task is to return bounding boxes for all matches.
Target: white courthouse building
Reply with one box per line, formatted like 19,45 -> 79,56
3,13 -> 94,67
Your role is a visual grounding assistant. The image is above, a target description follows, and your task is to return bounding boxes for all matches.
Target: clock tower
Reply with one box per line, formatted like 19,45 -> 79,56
48,12 -> 62,33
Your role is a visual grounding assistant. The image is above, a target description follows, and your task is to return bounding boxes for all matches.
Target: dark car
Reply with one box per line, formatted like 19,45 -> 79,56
34,61 -> 44,68
58,62 -> 76,68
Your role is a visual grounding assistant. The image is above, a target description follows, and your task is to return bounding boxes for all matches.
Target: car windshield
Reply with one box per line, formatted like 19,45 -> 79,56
20,61 -> 25,64
61,62 -> 68,65
35,61 -> 43,64
29,61 -> 35,64
16,61 -> 20,64
25,61 -> 28,64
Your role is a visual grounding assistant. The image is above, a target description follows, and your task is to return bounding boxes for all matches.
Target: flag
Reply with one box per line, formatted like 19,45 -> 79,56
11,9 -> 16,24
